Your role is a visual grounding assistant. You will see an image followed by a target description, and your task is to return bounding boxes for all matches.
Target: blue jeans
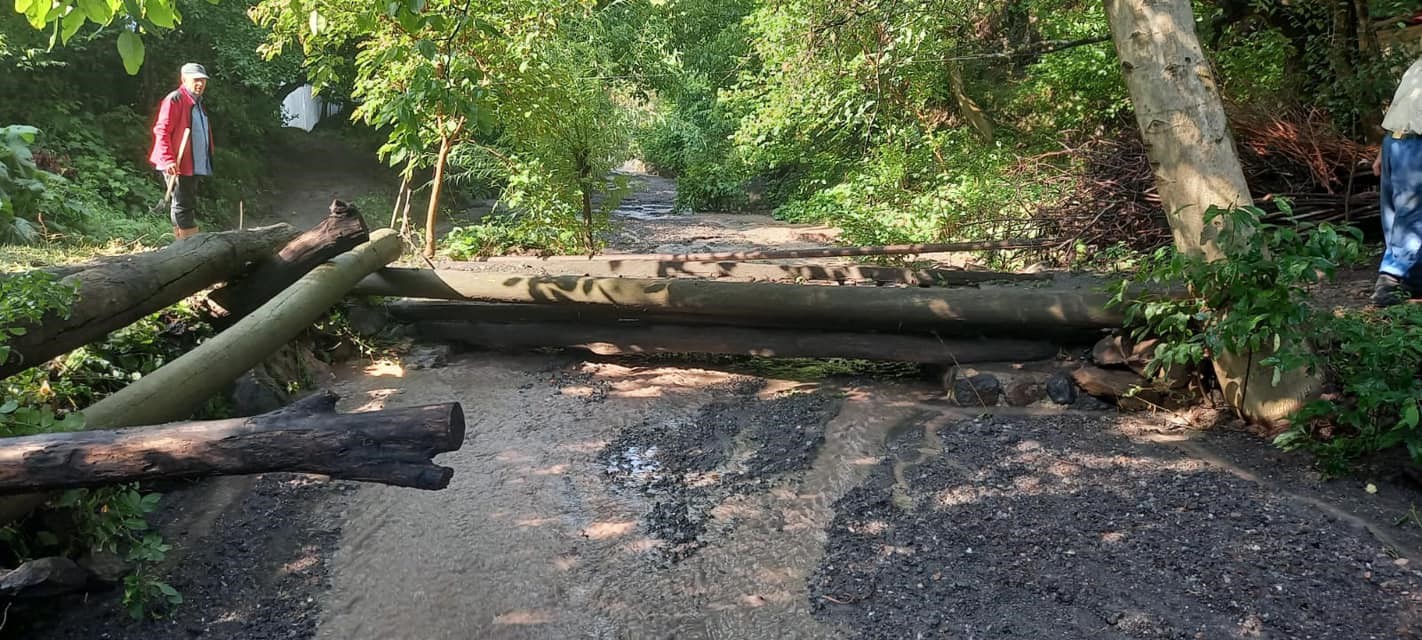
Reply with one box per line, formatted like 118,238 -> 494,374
1380,136 -> 1422,287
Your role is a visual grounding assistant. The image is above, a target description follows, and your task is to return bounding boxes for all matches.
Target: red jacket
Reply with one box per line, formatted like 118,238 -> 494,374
149,87 -> 213,175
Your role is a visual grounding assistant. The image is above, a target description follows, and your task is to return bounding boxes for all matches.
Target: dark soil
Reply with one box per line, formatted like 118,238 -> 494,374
810,413 -> 1422,640
13,475 -> 350,640
599,378 -> 842,560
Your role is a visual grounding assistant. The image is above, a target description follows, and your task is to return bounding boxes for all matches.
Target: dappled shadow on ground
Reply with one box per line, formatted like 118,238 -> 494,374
811,413 -> 1422,639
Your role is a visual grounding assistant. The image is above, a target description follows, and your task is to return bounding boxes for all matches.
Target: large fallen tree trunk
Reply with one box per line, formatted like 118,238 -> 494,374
479,239 -> 1045,263
382,299 -> 1094,335
419,321 -> 1062,364
440,259 -> 1051,286
207,200 -> 370,322
0,229 -> 402,524
0,225 -> 298,379
85,228 -> 402,429
0,391 -> 465,493
354,268 -> 1122,338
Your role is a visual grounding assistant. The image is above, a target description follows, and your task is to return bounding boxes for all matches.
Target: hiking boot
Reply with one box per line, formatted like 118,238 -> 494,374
1372,273 -> 1411,307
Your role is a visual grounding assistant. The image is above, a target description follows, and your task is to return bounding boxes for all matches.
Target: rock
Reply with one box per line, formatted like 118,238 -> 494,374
1072,365 -> 1148,398
0,557 -> 94,598
1072,365 -> 1191,411
231,369 -> 289,417
1005,379 -> 1046,407
78,550 -> 129,582
346,303 -> 389,337
1092,335 -> 1130,366
953,374 -> 1002,407
1046,372 -> 1078,405
405,345 -> 451,370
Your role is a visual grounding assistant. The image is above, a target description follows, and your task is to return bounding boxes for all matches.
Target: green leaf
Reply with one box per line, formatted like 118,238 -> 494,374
77,0 -> 112,23
1404,403 -> 1420,429
14,0 -> 37,15
146,0 -> 174,28
116,31 -> 144,75
23,0 -> 50,29
61,8 -> 86,44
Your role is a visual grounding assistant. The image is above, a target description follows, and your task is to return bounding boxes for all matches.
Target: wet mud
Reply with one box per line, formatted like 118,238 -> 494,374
810,413 -> 1422,639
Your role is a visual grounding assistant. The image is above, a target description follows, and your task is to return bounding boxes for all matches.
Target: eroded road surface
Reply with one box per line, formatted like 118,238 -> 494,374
24,152 -> 1422,640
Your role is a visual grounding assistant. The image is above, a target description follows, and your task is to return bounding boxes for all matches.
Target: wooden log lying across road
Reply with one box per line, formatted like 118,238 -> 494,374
0,229 -> 403,525
355,268 -> 1123,338
441,259 -> 1051,286
208,200 -> 370,322
479,239 -> 1045,263
0,225 -> 299,379
0,391 -> 465,493
419,321 -> 1063,364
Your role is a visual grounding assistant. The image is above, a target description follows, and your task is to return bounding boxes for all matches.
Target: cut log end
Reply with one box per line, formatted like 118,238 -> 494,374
0,390 -> 465,494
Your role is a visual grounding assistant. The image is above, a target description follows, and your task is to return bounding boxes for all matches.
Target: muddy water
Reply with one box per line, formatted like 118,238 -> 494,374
314,352 -> 931,639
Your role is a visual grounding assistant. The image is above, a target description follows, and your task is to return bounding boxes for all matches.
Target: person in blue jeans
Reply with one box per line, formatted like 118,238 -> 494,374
1374,56 -> 1422,306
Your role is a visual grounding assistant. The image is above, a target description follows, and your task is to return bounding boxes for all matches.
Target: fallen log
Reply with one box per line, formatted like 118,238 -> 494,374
0,225 -> 299,379
418,321 -> 1063,364
479,239 -> 1045,263
0,391 -> 464,493
207,200 -> 370,322
440,259 -> 1051,286
84,228 -> 402,429
0,229 -> 403,524
354,269 -> 1122,338
384,299 -> 878,331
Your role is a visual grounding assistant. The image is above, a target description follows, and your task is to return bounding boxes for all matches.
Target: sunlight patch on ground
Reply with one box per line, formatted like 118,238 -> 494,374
362,359 -> 405,378
354,388 -> 401,412
515,516 -> 559,528
493,610 -> 555,625
581,520 -> 637,539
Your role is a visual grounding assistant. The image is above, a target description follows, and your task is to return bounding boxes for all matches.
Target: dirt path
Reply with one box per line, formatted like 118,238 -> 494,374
22,142 -> 1422,639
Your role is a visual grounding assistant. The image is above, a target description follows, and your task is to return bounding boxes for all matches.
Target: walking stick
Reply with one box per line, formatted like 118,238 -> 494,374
160,128 -> 192,206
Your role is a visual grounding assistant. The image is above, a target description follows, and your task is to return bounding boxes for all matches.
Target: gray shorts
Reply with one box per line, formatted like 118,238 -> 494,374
170,175 -> 199,230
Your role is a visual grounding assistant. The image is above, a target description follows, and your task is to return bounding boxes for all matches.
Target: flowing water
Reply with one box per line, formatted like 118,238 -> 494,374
313,354 -> 936,639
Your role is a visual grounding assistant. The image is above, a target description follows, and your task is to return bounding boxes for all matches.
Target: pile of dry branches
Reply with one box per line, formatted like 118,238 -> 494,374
1021,106 -> 1380,265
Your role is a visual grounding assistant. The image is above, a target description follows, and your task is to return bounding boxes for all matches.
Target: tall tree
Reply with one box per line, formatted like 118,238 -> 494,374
1104,0 -> 1318,423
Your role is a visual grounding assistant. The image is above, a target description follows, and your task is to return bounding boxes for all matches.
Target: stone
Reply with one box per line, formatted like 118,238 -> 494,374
0,557 -> 93,598
1071,365 -> 1149,398
1005,379 -> 1046,407
1092,335 -> 1130,366
953,373 -> 1002,407
231,369 -> 289,417
1046,372 -> 1078,405
78,550 -> 129,582
405,344 -> 451,370
346,303 -> 389,337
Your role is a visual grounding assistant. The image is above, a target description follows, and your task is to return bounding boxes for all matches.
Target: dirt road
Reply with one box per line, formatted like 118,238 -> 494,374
23,137 -> 1422,639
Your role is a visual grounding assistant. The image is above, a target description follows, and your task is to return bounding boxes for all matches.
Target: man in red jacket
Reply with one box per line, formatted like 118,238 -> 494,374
149,63 -> 214,240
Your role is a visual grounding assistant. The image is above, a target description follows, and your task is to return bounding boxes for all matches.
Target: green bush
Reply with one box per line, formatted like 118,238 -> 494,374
1110,201 -> 1422,474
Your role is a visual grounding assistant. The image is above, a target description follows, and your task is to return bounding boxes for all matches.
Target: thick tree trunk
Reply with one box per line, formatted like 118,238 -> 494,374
419,321 -> 1061,364
1105,0 -> 1250,260
438,260 -> 1051,286
0,230 -> 404,525
0,225 -> 298,379
0,391 -> 465,493
479,239 -> 1044,263
1104,0 -> 1320,423
207,200 -> 370,322
354,269 -> 1121,339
